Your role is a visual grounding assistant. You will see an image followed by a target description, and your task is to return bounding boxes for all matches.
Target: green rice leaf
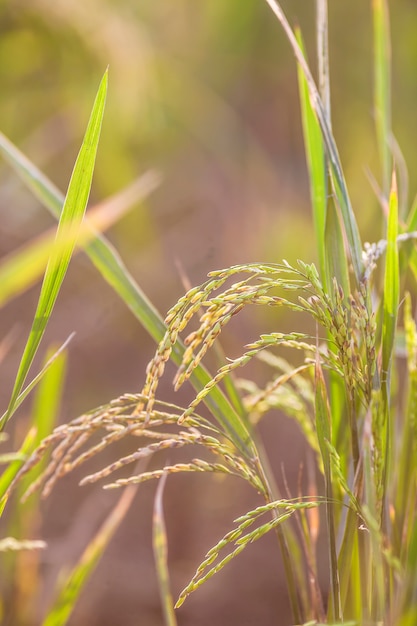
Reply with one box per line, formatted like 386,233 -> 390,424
1,70 -> 108,430
382,171 -> 399,388
314,356 -> 341,621
296,28 -> 328,289
264,0 -> 363,283
380,171 -> 399,527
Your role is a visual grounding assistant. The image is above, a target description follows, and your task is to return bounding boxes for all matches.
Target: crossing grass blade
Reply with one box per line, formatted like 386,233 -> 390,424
0,335 -> 73,434
1,70 -> 108,430
314,356 -> 341,622
296,29 -> 328,290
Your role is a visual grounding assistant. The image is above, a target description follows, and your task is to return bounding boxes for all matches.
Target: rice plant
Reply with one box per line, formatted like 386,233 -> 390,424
2,0 -> 417,624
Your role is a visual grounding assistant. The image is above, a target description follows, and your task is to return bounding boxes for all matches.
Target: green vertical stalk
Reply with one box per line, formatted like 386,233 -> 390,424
381,173 -> 399,527
373,0 -> 392,197
315,357 -> 341,621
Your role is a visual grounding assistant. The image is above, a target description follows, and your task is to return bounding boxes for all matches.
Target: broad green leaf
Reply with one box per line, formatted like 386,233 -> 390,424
1,70 -> 108,430
380,171 -> 399,526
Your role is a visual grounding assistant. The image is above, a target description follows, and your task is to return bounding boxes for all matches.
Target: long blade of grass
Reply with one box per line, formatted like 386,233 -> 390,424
382,173 -> 399,394
400,193 -> 417,279
297,14 -> 348,489
296,29 -> 328,290
41,481 -> 139,626
263,0 -> 363,283
314,354 -> 341,622
153,472 -> 178,626
1,70 -> 108,430
373,0 -> 392,196
381,171 -> 399,523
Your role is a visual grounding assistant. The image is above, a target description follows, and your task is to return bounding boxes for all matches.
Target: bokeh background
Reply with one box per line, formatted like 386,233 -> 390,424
1,1 -> 417,624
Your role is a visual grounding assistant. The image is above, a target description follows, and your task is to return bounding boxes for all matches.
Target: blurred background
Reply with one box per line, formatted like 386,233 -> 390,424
1,1 -> 417,624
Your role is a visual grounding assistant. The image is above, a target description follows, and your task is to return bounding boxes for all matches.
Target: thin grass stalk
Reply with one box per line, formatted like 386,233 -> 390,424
373,0 -> 392,198
296,30 -> 328,291
315,354 -> 341,621
394,294 -> 417,558
316,0 -> 330,126
381,172 -> 399,529
337,462 -> 364,615
153,472 -> 178,626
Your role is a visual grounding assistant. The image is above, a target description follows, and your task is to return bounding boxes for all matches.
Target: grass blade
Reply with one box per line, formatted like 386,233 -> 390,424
373,0 -> 392,196
1,70 -> 108,430
264,0 -> 363,283
314,354 -> 341,622
296,29 -> 328,290
382,172 -> 399,393
381,171 -> 399,526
